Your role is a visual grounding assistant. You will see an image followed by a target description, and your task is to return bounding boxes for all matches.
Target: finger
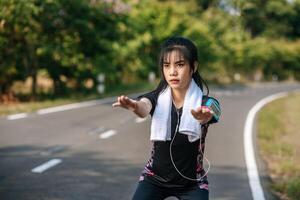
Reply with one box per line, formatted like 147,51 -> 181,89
207,114 -> 213,121
203,113 -> 213,122
199,115 -> 211,124
192,107 -> 202,115
112,102 -> 121,107
193,110 -> 210,121
199,106 -> 206,113
203,112 -> 212,119
119,95 -> 125,102
124,96 -> 132,104
200,106 -> 212,114
115,96 -> 123,105
120,96 -> 128,105
191,109 -> 198,118
191,110 -> 204,120
121,96 -> 137,110
194,107 -> 200,112
202,108 -> 214,117
193,106 -> 202,113
123,96 -> 132,103
123,96 -> 134,107
192,111 -> 202,120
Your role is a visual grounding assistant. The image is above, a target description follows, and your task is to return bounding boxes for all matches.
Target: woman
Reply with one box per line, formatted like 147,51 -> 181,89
112,37 -> 220,200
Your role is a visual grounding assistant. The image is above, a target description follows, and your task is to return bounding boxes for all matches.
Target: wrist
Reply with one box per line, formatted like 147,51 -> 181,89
129,100 -> 138,111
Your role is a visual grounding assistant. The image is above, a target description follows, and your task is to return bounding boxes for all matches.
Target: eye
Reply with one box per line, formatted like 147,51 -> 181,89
177,63 -> 184,67
163,64 -> 170,68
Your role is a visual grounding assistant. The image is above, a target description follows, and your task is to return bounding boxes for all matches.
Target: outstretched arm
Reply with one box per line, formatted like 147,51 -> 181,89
112,95 -> 152,118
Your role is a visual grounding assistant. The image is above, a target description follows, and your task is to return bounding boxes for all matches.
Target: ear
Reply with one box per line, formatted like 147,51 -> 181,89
193,61 -> 198,73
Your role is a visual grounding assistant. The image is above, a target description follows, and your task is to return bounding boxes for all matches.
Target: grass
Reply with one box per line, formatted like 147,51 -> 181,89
257,92 -> 300,200
0,81 -> 156,116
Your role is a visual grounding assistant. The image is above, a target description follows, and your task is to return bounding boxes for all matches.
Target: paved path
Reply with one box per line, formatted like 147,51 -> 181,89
0,83 -> 299,200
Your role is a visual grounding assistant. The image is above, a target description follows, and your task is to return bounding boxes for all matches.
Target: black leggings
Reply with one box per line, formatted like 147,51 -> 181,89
132,180 -> 209,200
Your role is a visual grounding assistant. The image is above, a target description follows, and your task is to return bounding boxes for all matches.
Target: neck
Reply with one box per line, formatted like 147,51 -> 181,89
170,79 -> 192,108
171,88 -> 187,108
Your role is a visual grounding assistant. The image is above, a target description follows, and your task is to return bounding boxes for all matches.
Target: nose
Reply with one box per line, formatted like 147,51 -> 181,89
170,66 -> 177,76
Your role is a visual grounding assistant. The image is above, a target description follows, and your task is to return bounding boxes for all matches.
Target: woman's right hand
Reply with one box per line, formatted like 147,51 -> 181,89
112,95 -> 137,111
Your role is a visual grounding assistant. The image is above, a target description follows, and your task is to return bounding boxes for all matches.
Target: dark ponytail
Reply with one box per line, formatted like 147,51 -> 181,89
192,71 -> 209,96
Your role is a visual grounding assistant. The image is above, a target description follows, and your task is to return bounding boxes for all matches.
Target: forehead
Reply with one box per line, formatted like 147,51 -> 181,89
163,50 -> 186,62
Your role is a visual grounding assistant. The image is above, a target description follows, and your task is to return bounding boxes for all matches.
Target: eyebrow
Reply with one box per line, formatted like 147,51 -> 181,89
163,60 -> 185,64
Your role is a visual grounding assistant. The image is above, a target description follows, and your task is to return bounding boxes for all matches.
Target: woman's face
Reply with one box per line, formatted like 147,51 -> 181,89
162,50 -> 193,92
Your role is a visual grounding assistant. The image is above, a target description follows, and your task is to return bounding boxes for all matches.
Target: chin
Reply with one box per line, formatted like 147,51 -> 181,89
169,85 -> 181,89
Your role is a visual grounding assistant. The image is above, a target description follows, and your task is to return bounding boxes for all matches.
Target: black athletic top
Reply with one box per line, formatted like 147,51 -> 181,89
137,90 -> 217,190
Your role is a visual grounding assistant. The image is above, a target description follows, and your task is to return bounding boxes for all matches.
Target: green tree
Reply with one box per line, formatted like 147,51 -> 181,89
240,0 -> 300,39
38,0 -> 122,94
0,0 -> 42,98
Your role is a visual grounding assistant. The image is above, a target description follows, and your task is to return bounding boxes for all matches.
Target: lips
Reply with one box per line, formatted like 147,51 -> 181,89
169,79 -> 179,84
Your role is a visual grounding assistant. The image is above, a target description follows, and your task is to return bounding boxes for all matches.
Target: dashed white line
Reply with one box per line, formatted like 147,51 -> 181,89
99,130 -> 117,139
37,100 -> 102,115
88,127 -> 106,135
31,159 -> 62,173
244,92 -> 289,200
5,97 -> 117,120
7,113 -> 28,120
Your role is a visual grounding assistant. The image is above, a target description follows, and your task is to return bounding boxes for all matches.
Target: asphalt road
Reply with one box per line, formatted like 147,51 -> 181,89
0,83 -> 299,200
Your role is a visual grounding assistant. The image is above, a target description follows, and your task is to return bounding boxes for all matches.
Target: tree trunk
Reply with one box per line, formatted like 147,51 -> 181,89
30,46 -> 38,101
53,78 -> 64,96
31,70 -> 37,100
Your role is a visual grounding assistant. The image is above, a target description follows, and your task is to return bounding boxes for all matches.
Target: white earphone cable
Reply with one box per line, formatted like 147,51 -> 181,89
169,111 -> 210,182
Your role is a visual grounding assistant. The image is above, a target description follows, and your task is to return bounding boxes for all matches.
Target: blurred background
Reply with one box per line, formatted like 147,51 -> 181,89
0,1 -> 300,200
0,0 -> 299,105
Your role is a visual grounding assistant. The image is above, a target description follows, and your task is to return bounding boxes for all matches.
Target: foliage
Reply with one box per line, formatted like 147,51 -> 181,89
0,0 -> 123,98
0,0 -> 42,96
240,0 -> 300,39
0,0 -> 300,100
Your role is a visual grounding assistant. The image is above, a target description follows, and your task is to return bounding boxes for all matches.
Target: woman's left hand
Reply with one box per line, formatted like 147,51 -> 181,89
191,106 -> 214,125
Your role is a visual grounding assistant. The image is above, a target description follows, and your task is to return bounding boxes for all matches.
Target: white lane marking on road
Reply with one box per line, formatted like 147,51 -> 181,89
31,159 -> 62,173
7,113 -> 28,120
37,100 -> 102,115
88,127 -> 106,135
135,117 -> 147,123
99,130 -> 117,139
5,94 -> 144,119
244,92 -> 289,200
36,97 -> 118,115
5,97 -> 116,120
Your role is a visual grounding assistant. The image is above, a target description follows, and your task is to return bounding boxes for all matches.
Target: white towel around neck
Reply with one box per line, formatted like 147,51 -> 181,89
150,79 -> 203,142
